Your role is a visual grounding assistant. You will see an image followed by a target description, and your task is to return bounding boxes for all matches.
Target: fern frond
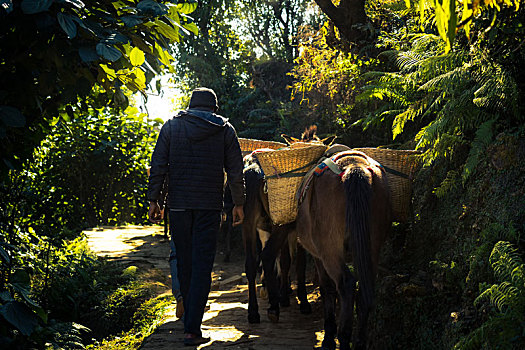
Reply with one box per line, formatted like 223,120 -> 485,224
415,114 -> 459,151
361,71 -> 403,82
462,119 -> 495,182
396,51 -> 428,73
377,49 -> 403,63
419,65 -> 470,92
356,87 -> 408,106
454,315 -> 521,350
416,52 -> 467,80
489,241 -> 525,286
432,170 -> 459,198
475,281 -> 518,313
410,34 -> 443,53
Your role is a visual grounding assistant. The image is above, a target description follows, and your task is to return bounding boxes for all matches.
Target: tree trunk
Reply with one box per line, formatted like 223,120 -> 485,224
314,0 -> 369,44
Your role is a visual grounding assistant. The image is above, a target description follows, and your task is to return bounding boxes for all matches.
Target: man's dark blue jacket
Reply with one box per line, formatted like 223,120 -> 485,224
147,108 -> 245,210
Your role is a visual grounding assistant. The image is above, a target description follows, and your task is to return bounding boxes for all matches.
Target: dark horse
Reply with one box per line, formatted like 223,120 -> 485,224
242,153 -> 312,324
296,150 -> 392,350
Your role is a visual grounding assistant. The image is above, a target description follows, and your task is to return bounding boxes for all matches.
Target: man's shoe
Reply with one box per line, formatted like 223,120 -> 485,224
183,334 -> 210,346
176,298 -> 184,319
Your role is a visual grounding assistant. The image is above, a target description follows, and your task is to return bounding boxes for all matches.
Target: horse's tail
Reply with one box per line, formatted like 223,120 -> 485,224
343,165 -> 374,308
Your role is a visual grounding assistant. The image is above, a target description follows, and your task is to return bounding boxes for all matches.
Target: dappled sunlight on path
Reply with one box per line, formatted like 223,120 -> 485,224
85,225 -> 324,349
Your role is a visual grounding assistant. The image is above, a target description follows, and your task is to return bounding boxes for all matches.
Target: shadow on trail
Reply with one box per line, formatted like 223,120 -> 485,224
141,285 -> 323,350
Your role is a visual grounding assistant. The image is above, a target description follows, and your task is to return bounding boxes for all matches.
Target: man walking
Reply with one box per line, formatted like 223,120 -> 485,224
147,87 -> 245,346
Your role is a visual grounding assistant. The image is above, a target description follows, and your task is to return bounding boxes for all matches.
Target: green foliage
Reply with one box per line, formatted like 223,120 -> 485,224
170,0 -> 317,139
0,97 -> 160,346
0,233 -> 126,348
456,241 -> 525,349
29,103 -> 160,229
87,295 -> 171,350
354,3 -> 523,192
0,0 -> 197,174
237,0 -> 310,63
462,119 -> 495,183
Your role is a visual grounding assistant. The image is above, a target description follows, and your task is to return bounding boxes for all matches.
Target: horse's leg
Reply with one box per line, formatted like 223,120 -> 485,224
243,223 -> 260,324
279,235 -> 291,308
260,224 -> 290,323
257,227 -> 270,300
296,242 -> 312,314
314,258 -> 337,350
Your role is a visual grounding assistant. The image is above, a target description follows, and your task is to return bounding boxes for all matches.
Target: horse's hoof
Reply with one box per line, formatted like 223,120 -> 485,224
248,313 -> 260,324
299,301 -> 312,314
259,288 -> 268,300
280,297 -> 290,307
267,308 -> 279,323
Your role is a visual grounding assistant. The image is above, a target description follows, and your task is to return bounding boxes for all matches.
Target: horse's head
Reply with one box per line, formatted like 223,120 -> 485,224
281,125 -> 337,146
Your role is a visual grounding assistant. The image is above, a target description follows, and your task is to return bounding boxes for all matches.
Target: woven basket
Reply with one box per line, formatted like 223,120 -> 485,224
354,148 -> 420,222
255,144 -> 328,225
238,138 -> 287,153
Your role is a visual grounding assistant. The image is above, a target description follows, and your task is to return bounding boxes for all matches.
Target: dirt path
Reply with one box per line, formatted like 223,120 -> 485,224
85,225 -> 324,349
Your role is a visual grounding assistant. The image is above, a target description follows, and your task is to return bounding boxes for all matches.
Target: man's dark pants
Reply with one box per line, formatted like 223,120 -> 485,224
170,209 -> 221,336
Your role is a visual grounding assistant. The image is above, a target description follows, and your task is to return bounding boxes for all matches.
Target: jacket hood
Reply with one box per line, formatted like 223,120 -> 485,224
176,109 -> 229,141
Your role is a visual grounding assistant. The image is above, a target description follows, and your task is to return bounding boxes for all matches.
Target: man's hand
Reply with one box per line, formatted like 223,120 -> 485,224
232,205 -> 244,227
148,201 -> 162,224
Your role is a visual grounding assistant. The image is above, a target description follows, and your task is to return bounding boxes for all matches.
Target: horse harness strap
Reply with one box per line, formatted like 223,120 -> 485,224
380,165 -> 410,179
264,158 -> 319,179
317,157 -> 344,177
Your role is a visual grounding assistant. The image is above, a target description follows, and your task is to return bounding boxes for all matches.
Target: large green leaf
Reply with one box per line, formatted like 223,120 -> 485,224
103,32 -> 129,44
177,1 -> 197,14
96,43 -> 122,61
121,15 -> 143,27
130,47 -> 145,66
0,106 -> 26,127
137,0 -> 168,16
183,22 -> 198,35
20,0 -> 53,14
78,46 -> 98,62
0,301 -> 40,336
57,12 -> 77,38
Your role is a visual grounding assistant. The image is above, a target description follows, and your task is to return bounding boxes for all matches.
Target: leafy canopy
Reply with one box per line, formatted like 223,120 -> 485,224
0,0 -> 197,174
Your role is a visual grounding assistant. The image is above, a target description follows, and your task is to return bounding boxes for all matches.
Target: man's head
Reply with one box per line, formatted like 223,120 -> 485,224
188,87 -> 218,112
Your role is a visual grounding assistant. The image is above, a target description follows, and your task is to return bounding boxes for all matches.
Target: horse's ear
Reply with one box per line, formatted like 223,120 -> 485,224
321,135 -> 337,146
281,134 -> 299,145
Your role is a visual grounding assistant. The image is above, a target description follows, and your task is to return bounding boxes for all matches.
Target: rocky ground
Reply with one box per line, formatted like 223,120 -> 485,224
85,225 -> 325,349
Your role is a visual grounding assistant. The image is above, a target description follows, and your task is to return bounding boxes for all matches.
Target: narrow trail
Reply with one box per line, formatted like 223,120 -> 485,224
85,225 -> 324,349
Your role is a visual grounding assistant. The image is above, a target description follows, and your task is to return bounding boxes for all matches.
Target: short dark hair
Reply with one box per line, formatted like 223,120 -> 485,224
188,87 -> 218,110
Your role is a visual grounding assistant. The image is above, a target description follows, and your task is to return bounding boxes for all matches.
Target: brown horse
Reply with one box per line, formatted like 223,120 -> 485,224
242,153 -> 312,323
296,150 -> 392,350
